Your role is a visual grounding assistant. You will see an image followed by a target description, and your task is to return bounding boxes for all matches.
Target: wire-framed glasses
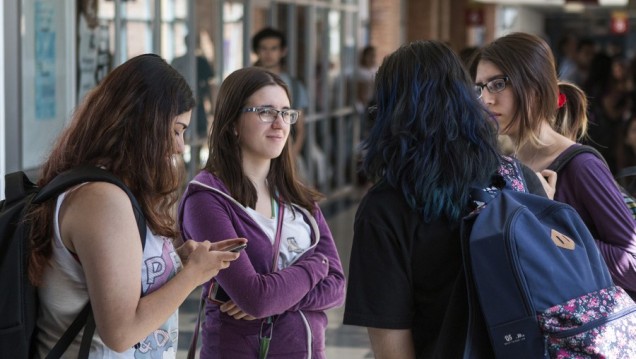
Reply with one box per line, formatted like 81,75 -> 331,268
474,76 -> 509,99
242,107 -> 299,124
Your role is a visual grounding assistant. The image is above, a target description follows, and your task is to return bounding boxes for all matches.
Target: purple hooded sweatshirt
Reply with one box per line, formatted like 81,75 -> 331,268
178,171 -> 346,359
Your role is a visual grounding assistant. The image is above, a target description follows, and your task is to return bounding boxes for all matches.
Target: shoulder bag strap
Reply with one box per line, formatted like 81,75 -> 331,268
187,294 -> 205,359
259,200 -> 285,359
271,201 -> 285,271
41,167 -> 146,359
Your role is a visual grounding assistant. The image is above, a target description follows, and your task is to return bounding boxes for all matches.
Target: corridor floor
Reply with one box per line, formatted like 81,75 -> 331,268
176,200 -> 373,358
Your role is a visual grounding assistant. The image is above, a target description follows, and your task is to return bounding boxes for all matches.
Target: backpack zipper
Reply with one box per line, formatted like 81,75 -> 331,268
504,208 -> 534,316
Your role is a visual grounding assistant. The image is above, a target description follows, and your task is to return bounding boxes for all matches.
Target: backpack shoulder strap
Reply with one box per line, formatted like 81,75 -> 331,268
547,145 -> 607,173
33,166 -> 147,248
616,166 -> 636,179
36,166 -> 146,359
4,171 -> 38,204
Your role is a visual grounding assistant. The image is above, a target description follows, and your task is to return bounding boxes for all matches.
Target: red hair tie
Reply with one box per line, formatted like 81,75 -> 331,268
557,93 -> 567,109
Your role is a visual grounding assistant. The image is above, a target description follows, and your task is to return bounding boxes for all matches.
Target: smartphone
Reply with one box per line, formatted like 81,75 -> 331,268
224,243 -> 247,253
208,281 -> 231,304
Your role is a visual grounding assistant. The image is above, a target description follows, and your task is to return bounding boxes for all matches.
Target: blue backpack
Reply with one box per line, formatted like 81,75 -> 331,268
461,176 -> 636,358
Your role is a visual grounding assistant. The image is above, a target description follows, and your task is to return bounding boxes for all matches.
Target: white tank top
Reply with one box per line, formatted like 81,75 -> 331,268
34,187 -> 182,358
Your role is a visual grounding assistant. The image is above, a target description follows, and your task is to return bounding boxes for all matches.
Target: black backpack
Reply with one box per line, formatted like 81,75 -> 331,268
0,166 -> 146,358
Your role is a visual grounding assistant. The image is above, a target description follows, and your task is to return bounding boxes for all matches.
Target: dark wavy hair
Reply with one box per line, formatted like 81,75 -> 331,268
363,41 -> 500,223
205,67 -> 320,212
28,54 -> 195,285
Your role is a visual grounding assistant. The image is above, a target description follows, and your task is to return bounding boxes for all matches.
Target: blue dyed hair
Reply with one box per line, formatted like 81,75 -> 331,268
363,41 -> 501,223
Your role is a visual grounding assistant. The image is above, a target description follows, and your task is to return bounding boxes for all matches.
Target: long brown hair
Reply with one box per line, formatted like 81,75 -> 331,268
205,67 -> 320,212
470,32 -> 588,149
28,54 -> 195,285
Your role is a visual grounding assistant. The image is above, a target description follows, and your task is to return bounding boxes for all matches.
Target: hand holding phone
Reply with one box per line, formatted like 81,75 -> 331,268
224,243 -> 247,252
207,245 -> 244,304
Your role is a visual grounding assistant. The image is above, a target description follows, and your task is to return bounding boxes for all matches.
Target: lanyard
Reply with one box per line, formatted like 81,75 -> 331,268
259,198 -> 284,359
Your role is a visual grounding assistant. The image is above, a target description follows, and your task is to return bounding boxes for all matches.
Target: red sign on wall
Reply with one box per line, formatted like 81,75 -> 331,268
611,11 -> 629,34
465,9 -> 484,26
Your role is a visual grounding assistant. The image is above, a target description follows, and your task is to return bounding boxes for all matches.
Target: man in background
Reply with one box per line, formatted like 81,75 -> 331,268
252,27 -> 327,188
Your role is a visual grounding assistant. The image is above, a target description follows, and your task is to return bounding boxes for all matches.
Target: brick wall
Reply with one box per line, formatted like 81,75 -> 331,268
369,0 -> 403,63
369,0 -> 489,57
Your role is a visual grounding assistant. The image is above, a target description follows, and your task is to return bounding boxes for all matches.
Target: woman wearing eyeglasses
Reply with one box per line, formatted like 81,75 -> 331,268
471,32 -> 636,297
178,67 -> 345,359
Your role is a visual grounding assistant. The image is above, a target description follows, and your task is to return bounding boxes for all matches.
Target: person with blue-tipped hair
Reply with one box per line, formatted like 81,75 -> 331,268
343,41 -> 547,358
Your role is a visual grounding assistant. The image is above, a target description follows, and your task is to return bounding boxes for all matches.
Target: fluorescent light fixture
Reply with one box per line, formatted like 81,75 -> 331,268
474,0 -> 627,5
564,3 -> 585,12
599,0 -> 628,5
473,0 -> 563,4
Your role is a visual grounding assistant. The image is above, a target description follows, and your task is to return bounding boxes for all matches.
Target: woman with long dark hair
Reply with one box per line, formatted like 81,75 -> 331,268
28,54 -> 243,358
178,67 -> 345,358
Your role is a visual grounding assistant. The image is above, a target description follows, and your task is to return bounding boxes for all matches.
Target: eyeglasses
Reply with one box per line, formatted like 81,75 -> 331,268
474,76 -> 509,99
242,107 -> 299,124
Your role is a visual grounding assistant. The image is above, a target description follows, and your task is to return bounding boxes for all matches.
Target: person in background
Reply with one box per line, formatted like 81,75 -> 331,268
28,54 -> 243,358
171,32 -> 216,168
471,32 -> 636,297
616,116 -> 636,171
556,34 -> 578,82
343,40 -> 547,359
252,28 -> 307,168
355,45 -> 378,117
354,45 -> 379,188
560,38 -> 596,87
615,116 -> 636,195
584,52 -> 631,173
178,66 -> 345,359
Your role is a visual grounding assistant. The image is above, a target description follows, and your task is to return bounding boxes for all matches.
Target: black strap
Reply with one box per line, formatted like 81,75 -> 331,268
78,310 -> 96,358
34,166 -> 147,245
547,144 -> 608,173
45,303 -> 91,359
5,171 -> 37,204
616,166 -> 636,179
36,167 -> 147,358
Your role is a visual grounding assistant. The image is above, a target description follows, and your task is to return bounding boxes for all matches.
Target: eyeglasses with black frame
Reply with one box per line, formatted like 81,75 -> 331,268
242,107 -> 299,124
474,76 -> 509,99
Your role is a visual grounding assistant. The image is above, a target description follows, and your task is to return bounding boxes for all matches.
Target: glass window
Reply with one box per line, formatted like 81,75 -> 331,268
20,0 -> 75,169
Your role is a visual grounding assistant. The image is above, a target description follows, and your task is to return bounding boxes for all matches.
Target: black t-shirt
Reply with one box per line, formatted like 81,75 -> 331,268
343,163 -> 545,358
344,181 -> 469,358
